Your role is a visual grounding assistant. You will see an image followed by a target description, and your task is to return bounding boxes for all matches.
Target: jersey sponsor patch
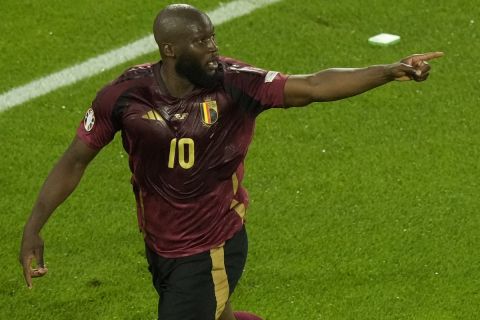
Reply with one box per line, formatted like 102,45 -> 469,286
264,71 -> 279,83
84,108 -> 95,132
200,100 -> 218,125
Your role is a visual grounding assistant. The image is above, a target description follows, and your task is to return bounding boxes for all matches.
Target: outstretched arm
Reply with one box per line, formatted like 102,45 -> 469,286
20,137 -> 99,288
284,52 -> 444,107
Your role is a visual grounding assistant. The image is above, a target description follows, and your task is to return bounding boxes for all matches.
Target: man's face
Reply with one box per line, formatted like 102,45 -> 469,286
174,17 -> 220,88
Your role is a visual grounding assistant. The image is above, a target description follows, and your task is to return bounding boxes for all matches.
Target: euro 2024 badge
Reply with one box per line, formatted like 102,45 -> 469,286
84,108 -> 95,132
200,100 -> 218,125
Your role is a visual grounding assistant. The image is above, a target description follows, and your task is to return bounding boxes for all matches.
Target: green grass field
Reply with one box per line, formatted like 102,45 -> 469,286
1,0 -> 479,319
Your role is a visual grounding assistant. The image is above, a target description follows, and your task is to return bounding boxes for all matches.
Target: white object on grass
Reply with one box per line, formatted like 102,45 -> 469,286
368,33 -> 401,46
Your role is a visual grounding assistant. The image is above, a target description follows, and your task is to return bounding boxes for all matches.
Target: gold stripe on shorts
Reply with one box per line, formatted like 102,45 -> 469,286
210,244 -> 229,320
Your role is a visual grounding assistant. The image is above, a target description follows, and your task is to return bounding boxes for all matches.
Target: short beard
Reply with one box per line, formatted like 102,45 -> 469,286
175,53 -> 222,89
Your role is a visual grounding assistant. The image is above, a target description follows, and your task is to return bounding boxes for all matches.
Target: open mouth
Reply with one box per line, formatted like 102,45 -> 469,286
206,56 -> 219,71
207,60 -> 218,70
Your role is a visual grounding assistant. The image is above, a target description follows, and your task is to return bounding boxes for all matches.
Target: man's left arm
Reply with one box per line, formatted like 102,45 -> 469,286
284,52 -> 444,107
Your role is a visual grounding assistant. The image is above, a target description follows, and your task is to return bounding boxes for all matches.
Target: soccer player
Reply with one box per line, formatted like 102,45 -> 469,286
19,3 -> 443,320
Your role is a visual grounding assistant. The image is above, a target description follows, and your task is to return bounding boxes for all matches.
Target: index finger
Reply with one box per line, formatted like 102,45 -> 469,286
21,255 -> 33,288
418,51 -> 444,61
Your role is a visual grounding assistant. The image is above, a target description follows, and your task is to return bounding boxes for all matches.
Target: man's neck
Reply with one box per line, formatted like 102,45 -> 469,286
159,63 -> 195,98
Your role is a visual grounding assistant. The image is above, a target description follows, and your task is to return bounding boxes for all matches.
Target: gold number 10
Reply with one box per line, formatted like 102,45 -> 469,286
168,138 -> 195,169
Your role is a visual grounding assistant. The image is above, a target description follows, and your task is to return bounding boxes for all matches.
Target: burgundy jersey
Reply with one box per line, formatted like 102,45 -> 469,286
77,56 -> 288,257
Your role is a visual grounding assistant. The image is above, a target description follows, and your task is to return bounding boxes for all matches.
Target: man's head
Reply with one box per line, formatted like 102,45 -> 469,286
153,4 -> 221,88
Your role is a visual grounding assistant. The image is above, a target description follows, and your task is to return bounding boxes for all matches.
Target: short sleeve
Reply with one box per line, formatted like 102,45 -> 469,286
76,85 -> 119,150
222,58 -> 288,115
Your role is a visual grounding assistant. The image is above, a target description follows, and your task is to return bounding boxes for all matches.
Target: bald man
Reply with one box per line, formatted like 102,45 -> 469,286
20,3 -> 443,320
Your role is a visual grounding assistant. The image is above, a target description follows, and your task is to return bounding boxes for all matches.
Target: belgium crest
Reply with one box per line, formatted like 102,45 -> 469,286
200,100 -> 218,125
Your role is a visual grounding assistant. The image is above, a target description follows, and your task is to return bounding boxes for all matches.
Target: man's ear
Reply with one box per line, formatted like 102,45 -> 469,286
162,43 -> 175,58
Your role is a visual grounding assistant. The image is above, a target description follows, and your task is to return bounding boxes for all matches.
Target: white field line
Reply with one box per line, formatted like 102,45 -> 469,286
0,0 -> 281,112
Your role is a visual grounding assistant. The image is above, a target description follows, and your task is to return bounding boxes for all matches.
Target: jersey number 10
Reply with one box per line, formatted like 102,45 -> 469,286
168,138 -> 195,169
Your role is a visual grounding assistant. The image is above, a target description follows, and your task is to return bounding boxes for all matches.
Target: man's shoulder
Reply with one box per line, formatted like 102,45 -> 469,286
219,56 -> 270,79
92,62 -> 156,110
112,63 -> 155,86
96,63 -> 155,98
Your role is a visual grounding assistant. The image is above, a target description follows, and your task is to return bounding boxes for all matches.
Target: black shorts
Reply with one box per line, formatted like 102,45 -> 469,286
145,226 -> 248,320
